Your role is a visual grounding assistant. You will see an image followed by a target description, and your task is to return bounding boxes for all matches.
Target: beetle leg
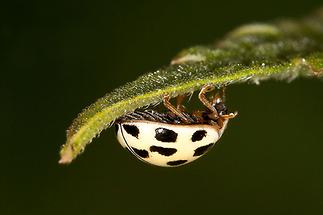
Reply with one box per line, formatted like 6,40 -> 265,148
163,94 -> 190,123
198,84 -> 218,117
211,86 -> 237,120
220,111 -> 238,119
176,94 -> 186,112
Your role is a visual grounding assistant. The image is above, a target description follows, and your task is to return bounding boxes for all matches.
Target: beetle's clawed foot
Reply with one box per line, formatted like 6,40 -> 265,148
220,111 -> 238,120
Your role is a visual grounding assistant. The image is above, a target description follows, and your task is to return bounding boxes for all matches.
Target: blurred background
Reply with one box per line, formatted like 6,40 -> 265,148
2,0 -> 323,214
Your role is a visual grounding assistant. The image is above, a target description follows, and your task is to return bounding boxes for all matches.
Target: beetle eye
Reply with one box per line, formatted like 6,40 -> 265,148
213,102 -> 228,115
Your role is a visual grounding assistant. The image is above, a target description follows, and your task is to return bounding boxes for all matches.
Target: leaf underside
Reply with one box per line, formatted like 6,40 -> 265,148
60,9 -> 323,164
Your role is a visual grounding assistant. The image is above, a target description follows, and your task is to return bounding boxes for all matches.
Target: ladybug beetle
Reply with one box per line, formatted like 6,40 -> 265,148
115,84 -> 237,167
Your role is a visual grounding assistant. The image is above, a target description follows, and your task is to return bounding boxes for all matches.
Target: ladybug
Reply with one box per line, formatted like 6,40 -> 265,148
115,84 -> 237,167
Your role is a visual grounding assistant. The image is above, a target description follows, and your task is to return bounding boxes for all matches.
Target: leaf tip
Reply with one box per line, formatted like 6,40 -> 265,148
59,145 -> 73,164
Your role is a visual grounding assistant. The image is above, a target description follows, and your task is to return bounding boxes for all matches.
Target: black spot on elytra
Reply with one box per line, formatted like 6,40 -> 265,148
167,160 -> 188,166
193,143 -> 214,156
123,124 -> 139,138
131,147 -> 149,158
191,130 -> 207,142
150,146 -> 177,156
115,124 -> 119,135
155,128 -> 178,142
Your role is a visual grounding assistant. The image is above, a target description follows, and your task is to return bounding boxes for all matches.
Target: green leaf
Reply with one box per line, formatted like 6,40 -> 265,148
59,9 -> 323,164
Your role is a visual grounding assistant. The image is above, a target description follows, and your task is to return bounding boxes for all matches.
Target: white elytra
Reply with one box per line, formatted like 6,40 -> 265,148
116,120 -> 228,167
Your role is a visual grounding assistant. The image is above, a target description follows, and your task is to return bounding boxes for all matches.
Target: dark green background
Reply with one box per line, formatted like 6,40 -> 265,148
2,1 -> 323,214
